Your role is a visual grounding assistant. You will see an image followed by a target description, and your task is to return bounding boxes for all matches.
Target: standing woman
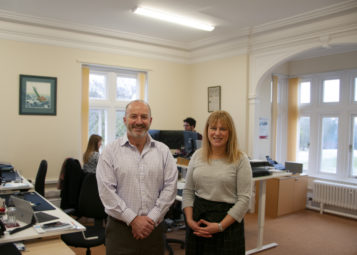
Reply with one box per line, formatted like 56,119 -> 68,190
83,134 -> 102,173
182,110 -> 252,255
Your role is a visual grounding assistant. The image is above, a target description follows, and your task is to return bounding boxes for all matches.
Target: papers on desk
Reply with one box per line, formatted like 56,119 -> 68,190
33,221 -> 76,234
177,181 -> 185,190
2,182 -> 29,188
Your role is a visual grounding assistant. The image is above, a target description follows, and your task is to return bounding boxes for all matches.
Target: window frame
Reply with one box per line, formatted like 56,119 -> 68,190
87,65 -> 147,145
280,69 -> 357,184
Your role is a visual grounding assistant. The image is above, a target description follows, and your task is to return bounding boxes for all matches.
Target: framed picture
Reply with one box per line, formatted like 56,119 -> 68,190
208,86 -> 221,112
19,75 -> 57,115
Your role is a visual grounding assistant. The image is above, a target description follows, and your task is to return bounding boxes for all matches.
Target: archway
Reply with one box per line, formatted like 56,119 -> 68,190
247,41 -> 357,158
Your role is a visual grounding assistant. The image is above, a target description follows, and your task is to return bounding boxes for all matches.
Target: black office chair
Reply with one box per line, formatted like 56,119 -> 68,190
61,173 -> 106,255
59,158 -> 85,212
34,159 -> 47,196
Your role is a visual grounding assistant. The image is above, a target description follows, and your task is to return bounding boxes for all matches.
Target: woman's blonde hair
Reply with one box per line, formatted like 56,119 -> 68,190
201,110 -> 242,163
83,134 -> 102,163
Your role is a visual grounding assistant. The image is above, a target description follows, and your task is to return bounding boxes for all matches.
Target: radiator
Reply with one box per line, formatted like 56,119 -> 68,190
311,180 -> 357,219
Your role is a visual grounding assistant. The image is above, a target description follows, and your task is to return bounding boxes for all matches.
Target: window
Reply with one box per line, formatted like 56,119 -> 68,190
351,116 -> 357,177
89,74 -> 106,99
89,109 -> 106,142
283,70 -> 357,183
323,79 -> 340,103
354,77 -> 357,102
297,116 -> 310,170
87,66 -> 147,145
299,81 -> 310,104
320,117 -> 338,174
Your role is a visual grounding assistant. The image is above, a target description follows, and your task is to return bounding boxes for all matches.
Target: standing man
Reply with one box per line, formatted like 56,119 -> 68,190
183,117 -> 202,140
96,100 -> 178,255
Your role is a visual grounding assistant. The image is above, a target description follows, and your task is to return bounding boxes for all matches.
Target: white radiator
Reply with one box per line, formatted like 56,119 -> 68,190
311,180 -> 357,219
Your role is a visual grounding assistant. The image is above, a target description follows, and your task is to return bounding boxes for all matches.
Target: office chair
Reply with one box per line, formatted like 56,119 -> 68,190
34,159 -> 47,196
165,223 -> 185,255
59,158 -> 85,212
164,200 -> 185,255
61,173 -> 106,255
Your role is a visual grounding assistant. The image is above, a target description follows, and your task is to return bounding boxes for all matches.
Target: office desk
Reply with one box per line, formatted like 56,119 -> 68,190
0,192 -> 85,244
246,171 -> 292,255
24,237 -> 75,255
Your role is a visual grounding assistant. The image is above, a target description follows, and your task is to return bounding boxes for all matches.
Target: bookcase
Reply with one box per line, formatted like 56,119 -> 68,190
255,174 -> 308,217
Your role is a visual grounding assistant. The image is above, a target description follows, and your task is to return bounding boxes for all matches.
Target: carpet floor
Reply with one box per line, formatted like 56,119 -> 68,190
70,209 -> 357,255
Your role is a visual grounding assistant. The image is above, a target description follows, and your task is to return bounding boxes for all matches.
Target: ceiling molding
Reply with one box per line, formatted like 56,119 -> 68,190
0,19 -> 192,63
249,17 -> 357,54
187,0 -> 357,50
0,2 -> 356,63
251,0 -> 357,34
0,9 -> 190,51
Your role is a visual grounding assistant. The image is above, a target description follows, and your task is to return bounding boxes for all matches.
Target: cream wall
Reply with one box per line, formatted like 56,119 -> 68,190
189,55 -> 249,152
0,39 -> 191,181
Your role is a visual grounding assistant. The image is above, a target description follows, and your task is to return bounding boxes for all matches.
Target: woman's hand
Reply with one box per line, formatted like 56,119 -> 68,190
186,218 -> 200,231
195,219 -> 220,236
190,219 -> 221,238
187,219 -> 212,238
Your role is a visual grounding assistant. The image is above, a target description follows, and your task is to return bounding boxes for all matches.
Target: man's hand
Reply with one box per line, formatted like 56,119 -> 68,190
130,216 -> 155,240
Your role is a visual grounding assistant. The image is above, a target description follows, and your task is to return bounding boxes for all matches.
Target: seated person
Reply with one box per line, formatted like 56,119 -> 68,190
183,117 -> 202,140
83,134 -> 102,173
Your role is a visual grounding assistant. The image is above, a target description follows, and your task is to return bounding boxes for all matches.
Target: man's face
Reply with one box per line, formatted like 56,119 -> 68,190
124,102 -> 152,139
183,122 -> 194,131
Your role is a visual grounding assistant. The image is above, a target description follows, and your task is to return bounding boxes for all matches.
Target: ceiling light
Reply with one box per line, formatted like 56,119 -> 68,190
133,6 -> 215,32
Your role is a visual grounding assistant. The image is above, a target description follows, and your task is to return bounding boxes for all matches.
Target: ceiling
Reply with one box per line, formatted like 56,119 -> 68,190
0,0 -> 356,58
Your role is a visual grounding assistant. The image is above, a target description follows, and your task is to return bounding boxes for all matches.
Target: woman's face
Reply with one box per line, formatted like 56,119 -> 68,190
207,120 -> 229,150
98,140 -> 102,148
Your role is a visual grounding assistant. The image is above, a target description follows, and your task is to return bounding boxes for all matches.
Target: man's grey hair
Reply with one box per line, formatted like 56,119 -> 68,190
125,100 -> 151,117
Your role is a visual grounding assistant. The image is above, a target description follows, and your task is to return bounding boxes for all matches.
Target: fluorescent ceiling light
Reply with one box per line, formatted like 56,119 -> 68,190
133,6 -> 215,32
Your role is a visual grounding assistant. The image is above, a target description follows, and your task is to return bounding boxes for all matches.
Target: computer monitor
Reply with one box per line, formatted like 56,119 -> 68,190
151,130 -> 185,150
148,129 -> 161,140
285,161 -> 303,174
148,130 -> 199,157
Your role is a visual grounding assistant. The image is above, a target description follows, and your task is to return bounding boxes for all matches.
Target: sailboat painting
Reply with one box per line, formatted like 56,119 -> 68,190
19,75 -> 57,115
25,82 -> 50,108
